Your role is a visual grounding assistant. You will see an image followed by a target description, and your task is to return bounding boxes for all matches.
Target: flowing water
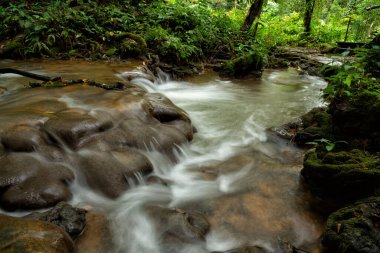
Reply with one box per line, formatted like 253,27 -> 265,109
0,59 -> 327,253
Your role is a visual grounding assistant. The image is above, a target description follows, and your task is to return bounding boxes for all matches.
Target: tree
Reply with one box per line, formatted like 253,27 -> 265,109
241,0 -> 265,37
303,0 -> 316,36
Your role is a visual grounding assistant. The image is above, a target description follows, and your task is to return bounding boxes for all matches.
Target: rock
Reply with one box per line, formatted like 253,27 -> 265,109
0,214 -> 75,253
0,153 -> 74,211
294,107 -> 334,145
220,52 -> 266,78
212,246 -> 267,253
146,206 -> 210,243
330,90 -> 380,150
1,125 -> 50,152
322,197 -> 380,253
119,118 -> 188,153
301,149 -> 380,202
25,202 -> 86,239
75,210 -> 115,253
145,93 -> 193,140
76,149 -> 152,198
44,109 -> 113,149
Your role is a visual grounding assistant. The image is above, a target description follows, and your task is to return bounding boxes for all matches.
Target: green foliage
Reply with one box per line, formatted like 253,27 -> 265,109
323,46 -> 380,101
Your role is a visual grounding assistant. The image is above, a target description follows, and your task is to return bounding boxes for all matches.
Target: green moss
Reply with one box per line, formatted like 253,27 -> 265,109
113,32 -> 147,58
1,38 -> 24,58
322,197 -> 380,253
301,149 -> 380,201
221,51 -> 266,78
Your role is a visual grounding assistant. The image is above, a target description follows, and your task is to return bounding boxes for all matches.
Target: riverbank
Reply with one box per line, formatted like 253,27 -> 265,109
275,44 -> 380,252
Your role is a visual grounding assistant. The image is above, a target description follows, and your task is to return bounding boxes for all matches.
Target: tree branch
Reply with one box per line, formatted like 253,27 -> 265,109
366,5 -> 380,11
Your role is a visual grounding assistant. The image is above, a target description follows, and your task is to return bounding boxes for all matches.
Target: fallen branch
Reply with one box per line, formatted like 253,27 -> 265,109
0,68 -> 55,81
0,68 -> 125,90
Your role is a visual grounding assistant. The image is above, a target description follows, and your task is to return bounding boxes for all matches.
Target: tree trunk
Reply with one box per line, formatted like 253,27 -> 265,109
344,17 -> 352,42
303,0 -> 316,36
241,0 -> 265,32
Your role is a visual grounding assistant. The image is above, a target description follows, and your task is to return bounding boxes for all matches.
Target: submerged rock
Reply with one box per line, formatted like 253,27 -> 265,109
146,206 -> 210,244
212,246 -> 266,253
0,214 -> 75,253
25,202 -> 86,239
322,197 -> 380,253
301,149 -> 380,202
75,209 -> 115,253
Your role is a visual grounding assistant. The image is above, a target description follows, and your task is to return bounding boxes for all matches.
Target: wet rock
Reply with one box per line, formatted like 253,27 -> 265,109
0,214 -> 75,253
120,118 -> 188,153
0,153 -> 74,211
145,93 -> 193,140
146,206 -> 210,243
25,202 -> 86,239
44,109 -> 113,149
301,149 -> 380,202
1,125 -> 50,152
76,149 -> 152,198
76,210 -> 115,253
212,246 -> 267,253
322,197 -> 380,253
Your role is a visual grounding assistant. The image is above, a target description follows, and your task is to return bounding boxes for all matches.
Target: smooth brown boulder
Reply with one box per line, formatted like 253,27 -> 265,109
0,153 -> 74,210
1,125 -> 50,152
0,214 -> 75,253
44,109 -> 113,149
76,149 -> 153,198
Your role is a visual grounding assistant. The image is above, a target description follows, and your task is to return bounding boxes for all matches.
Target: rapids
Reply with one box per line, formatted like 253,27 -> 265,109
0,59 -> 327,253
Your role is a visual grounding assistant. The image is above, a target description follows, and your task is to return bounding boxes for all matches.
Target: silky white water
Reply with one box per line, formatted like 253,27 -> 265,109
0,60 -> 327,252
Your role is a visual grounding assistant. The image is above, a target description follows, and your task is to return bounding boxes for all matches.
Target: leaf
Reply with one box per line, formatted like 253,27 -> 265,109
345,75 -> 351,87
326,142 -> 335,152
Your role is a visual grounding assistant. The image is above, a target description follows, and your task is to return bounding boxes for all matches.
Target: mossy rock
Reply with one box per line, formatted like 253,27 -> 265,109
322,197 -> 380,253
221,51 -> 266,78
114,32 -> 147,58
293,107 -> 335,144
1,37 -> 24,58
330,90 -> 380,150
301,149 -> 380,201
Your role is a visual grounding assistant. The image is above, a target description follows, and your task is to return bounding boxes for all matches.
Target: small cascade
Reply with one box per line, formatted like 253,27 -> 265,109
0,60 -> 327,253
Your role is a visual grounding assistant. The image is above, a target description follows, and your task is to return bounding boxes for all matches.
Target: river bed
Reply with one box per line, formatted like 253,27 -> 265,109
0,59 -> 327,253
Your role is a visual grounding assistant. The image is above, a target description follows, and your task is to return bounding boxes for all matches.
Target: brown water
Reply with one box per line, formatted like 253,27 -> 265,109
0,60 -> 327,253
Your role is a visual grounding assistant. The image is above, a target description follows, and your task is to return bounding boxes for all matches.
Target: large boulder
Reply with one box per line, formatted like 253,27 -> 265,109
0,214 -> 76,253
322,197 -> 380,253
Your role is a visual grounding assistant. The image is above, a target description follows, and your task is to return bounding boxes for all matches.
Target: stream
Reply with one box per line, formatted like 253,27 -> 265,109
0,59 -> 327,253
